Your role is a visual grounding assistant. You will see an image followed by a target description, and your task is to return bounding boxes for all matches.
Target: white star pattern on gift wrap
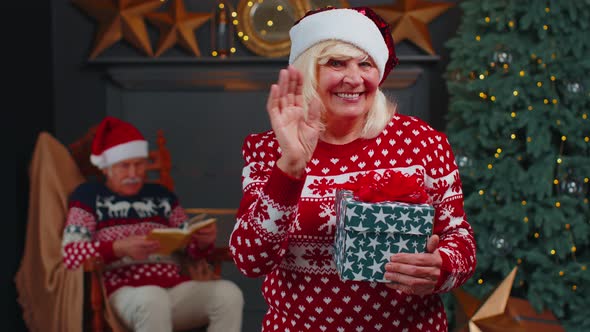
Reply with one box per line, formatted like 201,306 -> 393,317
373,208 -> 388,225
351,224 -> 370,232
358,238 -> 367,248
386,232 -> 397,241
409,224 -> 424,235
411,204 -> 427,213
345,234 -> 357,249
393,237 -> 410,252
369,260 -> 383,277
380,248 -> 393,262
385,222 -> 400,234
360,203 -> 374,213
346,206 -> 359,219
398,211 -> 412,223
353,267 -> 364,280
354,248 -> 368,261
343,260 -> 354,271
368,237 -> 380,249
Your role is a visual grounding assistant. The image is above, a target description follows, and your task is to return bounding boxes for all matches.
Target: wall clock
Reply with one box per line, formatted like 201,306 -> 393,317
237,0 -> 349,58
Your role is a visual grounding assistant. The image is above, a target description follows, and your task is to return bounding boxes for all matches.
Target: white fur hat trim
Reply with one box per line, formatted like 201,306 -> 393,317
90,140 -> 148,169
289,8 -> 389,80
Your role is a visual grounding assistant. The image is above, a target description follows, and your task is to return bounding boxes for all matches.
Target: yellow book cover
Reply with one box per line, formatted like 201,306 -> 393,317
147,215 -> 217,255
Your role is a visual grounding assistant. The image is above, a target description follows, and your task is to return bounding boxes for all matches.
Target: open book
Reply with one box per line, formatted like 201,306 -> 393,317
147,214 -> 217,255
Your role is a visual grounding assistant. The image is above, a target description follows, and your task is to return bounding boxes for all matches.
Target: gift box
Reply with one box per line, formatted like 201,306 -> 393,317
333,189 -> 434,282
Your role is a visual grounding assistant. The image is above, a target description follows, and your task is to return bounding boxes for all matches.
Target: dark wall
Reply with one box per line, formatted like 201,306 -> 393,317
53,0 -> 107,143
10,1 -> 53,331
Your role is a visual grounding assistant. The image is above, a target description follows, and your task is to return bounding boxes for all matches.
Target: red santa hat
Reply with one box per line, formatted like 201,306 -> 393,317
90,116 -> 148,169
289,6 -> 399,84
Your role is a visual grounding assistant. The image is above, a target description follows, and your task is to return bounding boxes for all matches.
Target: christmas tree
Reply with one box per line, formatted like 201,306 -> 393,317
444,1 -> 589,331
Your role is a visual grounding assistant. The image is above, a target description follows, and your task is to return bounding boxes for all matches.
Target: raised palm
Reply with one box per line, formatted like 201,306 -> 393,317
266,66 -> 322,178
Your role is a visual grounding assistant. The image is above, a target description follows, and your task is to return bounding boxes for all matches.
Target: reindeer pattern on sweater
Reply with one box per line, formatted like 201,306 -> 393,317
62,183 -> 207,296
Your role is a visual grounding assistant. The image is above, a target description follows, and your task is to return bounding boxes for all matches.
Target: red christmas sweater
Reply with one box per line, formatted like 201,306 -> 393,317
230,114 -> 477,332
62,182 -> 211,296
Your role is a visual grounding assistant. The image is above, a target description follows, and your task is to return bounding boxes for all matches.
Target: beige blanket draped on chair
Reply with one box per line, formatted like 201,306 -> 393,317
15,132 -> 85,332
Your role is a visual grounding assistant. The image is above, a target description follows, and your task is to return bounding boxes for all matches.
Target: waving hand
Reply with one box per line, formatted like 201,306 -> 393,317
267,65 -> 323,178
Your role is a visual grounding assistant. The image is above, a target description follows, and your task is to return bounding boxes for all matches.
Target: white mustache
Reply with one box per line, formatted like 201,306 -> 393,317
122,177 -> 142,185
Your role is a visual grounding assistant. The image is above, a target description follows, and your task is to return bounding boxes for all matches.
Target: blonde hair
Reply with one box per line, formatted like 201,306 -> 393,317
292,40 -> 396,139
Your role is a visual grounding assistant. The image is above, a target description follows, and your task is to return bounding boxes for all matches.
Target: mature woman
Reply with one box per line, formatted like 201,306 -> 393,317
230,6 -> 476,331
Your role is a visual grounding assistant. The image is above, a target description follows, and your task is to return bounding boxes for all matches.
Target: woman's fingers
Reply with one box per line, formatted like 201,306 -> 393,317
427,234 -> 440,253
384,278 -> 435,296
286,66 -> 300,106
279,93 -> 289,111
278,68 -> 293,111
307,98 -> 322,125
384,250 -> 442,295
384,270 -> 436,287
287,74 -> 296,106
384,261 -> 439,296
288,66 -> 305,107
385,262 -> 440,281
269,67 -> 305,116
267,84 -> 280,115
277,69 -> 289,98
279,67 -> 305,107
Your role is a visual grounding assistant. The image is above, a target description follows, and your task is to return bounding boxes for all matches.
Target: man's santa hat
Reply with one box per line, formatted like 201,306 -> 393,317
90,116 -> 148,169
288,6 -> 399,84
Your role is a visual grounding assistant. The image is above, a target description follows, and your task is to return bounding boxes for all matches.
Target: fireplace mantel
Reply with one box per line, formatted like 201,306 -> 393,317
90,55 -> 438,91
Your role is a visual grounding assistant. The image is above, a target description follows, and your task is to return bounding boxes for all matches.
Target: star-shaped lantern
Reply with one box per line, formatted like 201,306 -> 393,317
371,0 -> 454,55
146,0 -> 212,57
453,267 -> 524,332
72,0 -> 163,59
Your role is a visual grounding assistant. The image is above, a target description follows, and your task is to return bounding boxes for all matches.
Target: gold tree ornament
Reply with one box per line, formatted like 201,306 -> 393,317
371,0 -> 454,56
453,267 -> 523,332
146,0 -> 212,57
72,0 -> 163,59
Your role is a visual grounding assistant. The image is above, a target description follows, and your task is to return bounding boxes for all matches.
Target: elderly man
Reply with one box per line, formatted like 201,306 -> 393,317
62,116 -> 243,332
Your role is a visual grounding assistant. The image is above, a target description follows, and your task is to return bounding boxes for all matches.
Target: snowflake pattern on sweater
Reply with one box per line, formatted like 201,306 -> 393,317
230,115 -> 477,332
62,182 -> 209,296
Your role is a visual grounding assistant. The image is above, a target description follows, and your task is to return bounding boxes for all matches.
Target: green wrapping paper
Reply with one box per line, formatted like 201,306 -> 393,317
334,189 -> 435,282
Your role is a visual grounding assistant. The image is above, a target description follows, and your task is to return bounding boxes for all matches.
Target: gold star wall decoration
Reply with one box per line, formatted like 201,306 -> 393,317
72,0 -> 163,59
146,0 -> 212,57
453,267 -> 524,332
371,0 -> 454,55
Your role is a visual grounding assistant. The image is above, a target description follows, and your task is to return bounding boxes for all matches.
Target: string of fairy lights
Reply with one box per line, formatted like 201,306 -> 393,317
465,5 -> 588,292
154,0 -> 333,57
211,1 -> 237,56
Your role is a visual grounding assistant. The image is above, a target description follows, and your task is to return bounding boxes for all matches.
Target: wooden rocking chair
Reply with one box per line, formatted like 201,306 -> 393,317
68,125 -> 233,332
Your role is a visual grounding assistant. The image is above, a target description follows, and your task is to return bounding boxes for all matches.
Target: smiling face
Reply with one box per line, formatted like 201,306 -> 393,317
316,51 -> 380,135
103,157 -> 148,196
